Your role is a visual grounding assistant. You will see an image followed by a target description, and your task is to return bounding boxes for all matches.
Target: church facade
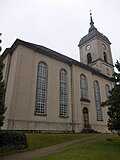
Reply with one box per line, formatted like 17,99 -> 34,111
1,15 -> 114,133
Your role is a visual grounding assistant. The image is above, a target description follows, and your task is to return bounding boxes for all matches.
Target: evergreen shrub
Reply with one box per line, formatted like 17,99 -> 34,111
0,131 -> 28,152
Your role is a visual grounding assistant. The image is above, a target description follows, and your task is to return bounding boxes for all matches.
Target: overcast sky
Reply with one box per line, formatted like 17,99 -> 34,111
0,0 -> 120,64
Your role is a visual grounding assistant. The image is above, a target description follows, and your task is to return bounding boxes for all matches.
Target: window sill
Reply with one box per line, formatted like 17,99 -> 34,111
59,115 -> 69,118
80,98 -> 91,103
34,113 -> 47,116
97,119 -> 103,121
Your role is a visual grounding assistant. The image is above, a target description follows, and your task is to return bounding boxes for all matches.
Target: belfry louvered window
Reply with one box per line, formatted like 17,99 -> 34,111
35,62 -> 47,115
87,53 -> 92,64
94,81 -> 103,120
60,69 -> 68,117
103,52 -> 107,62
80,74 -> 88,99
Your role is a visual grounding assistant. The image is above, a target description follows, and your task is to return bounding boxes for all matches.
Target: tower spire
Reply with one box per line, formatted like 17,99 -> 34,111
90,10 -> 94,26
89,10 -> 97,33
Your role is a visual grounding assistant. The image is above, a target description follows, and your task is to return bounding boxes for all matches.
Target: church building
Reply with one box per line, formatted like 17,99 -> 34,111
1,14 -> 114,133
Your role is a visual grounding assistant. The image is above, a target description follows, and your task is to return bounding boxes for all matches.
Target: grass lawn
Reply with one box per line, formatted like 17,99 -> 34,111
26,133 -> 93,150
0,133 -> 92,156
34,135 -> 120,160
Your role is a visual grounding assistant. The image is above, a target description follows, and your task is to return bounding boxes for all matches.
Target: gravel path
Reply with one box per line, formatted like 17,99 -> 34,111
1,134 -> 101,160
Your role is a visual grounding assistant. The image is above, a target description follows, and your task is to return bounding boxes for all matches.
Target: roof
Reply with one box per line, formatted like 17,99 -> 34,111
79,29 -> 111,46
1,38 -> 111,80
78,13 -> 111,46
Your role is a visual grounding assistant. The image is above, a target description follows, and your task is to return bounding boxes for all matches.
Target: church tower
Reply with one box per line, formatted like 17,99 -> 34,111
78,12 -> 114,77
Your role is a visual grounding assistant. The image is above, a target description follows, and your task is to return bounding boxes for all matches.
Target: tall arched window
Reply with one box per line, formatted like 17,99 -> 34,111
87,53 -> 92,64
35,62 -> 47,115
103,52 -> 107,62
94,81 -> 103,120
80,74 -> 88,99
60,69 -> 68,117
105,84 -> 110,100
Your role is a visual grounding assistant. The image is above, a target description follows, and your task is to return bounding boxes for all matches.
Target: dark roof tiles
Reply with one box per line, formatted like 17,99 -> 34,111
79,29 -> 111,46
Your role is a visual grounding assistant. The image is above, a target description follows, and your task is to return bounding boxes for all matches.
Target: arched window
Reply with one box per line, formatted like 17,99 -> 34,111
94,81 -> 103,120
103,52 -> 107,62
60,69 -> 68,117
105,84 -> 110,100
35,62 -> 47,115
87,53 -> 92,64
80,74 -> 88,99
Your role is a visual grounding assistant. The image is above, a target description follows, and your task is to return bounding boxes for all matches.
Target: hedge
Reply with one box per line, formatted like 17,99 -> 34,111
0,131 -> 28,152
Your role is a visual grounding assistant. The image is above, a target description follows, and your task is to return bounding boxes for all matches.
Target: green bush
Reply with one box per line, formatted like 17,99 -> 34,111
0,131 -> 28,152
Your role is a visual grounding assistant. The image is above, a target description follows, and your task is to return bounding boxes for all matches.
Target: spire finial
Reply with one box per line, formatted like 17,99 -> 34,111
89,10 -> 94,26
89,10 -> 97,33
90,10 -> 92,15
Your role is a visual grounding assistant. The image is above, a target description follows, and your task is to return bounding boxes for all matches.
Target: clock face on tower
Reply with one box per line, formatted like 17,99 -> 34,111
86,44 -> 91,51
102,44 -> 106,49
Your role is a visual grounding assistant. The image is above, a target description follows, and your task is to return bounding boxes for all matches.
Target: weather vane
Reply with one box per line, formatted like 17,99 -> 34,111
89,10 -> 92,16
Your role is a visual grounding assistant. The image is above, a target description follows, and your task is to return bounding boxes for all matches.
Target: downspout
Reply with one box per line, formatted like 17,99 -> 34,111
70,61 -> 75,133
